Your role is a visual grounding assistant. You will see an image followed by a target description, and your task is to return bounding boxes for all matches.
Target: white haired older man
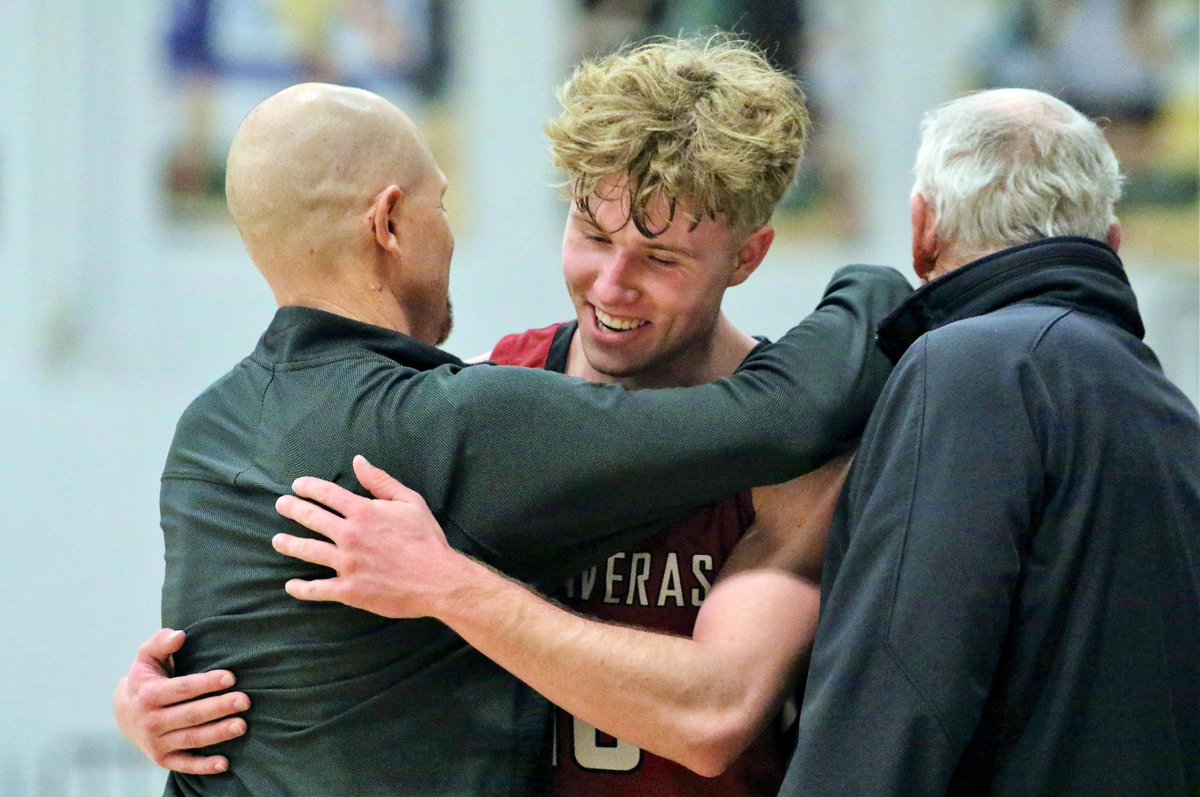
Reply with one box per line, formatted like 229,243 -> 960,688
780,88 -> 1200,797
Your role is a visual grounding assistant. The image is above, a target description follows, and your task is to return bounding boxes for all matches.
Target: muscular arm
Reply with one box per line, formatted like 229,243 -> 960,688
273,453 -> 851,775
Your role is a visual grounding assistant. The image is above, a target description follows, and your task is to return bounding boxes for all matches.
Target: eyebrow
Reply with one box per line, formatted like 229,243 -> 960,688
569,212 -> 615,237
646,243 -> 691,257
570,210 -> 696,256
568,209 -> 599,226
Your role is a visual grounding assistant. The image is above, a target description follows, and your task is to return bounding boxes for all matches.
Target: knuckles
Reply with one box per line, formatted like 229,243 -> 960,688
182,705 -> 205,728
178,728 -> 200,750
131,683 -> 161,714
142,709 -> 169,738
338,526 -> 361,549
294,502 -> 317,525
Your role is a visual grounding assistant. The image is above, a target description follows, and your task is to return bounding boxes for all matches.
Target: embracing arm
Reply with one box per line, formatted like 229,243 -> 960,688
116,267 -> 902,775
112,629 -> 250,774
400,265 -> 907,585
274,453 -> 850,775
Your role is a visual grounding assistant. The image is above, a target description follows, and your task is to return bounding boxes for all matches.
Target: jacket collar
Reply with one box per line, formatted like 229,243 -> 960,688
877,236 -> 1143,363
256,306 -> 464,371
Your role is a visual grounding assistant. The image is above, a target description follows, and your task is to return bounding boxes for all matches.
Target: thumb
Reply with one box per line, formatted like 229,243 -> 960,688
353,455 -> 419,502
141,628 -> 186,660
133,628 -> 185,675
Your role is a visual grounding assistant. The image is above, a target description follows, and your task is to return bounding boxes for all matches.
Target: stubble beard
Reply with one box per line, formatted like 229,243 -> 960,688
436,298 -> 454,346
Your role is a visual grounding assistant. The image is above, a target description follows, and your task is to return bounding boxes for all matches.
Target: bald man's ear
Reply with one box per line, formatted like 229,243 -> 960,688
370,185 -> 404,258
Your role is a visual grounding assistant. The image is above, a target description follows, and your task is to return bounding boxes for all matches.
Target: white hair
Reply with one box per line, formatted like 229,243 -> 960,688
912,88 -> 1124,253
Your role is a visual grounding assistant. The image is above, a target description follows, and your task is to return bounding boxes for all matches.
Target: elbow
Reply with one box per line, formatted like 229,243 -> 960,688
683,750 -> 738,780
673,709 -> 758,778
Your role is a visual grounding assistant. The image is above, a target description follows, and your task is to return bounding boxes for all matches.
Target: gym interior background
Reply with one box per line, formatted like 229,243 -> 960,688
0,1 -> 1195,794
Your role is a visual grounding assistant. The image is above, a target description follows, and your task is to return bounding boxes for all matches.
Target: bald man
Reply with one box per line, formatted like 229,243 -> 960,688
147,83 -> 909,796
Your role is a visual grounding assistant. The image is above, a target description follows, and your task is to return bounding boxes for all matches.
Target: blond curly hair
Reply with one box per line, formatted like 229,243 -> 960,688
547,35 -> 811,241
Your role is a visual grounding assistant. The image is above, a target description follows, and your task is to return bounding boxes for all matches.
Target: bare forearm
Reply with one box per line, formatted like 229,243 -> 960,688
274,459 -> 826,774
432,554 -> 818,774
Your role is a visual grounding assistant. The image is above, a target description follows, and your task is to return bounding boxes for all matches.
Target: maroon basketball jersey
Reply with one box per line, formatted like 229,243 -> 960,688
490,322 -> 792,797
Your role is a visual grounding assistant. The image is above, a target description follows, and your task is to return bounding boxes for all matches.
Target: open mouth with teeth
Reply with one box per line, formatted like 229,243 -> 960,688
594,307 -> 650,333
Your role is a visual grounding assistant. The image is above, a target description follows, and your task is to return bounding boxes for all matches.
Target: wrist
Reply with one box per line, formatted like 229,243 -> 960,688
423,551 -> 498,623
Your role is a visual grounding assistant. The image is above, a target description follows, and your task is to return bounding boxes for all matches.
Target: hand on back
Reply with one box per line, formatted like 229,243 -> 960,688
112,628 -> 249,775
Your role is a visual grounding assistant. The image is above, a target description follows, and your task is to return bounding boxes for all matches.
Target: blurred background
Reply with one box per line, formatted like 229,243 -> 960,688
0,1 -> 1195,793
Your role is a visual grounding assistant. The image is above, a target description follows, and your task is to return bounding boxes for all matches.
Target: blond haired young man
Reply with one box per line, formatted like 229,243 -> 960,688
479,38 -> 831,796
115,40 -> 910,796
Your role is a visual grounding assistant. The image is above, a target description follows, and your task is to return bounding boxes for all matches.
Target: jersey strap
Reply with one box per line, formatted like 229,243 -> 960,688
490,322 -> 569,369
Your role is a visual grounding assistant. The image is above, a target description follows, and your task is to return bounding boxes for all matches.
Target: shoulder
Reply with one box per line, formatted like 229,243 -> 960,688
891,303 -> 1077,400
878,303 -> 1075,453
490,322 -> 571,368
878,305 -> 1073,436
172,357 -> 264,437
917,303 -> 1141,395
923,304 -> 1070,367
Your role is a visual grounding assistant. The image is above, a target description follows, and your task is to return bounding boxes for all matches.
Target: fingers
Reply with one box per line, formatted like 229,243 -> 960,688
159,750 -> 232,777
145,669 -> 238,709
353,455 -> 423,503
149,691 -> 250,737
154,714 -> 247,774
272,533 -> 340,570
289,475 -> 364,518
117,658 -> 251,777
284,577 -> 343,604
275,495 -> 346,540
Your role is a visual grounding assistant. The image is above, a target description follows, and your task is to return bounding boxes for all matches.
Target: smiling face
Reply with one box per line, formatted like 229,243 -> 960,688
561,177 -> 768,388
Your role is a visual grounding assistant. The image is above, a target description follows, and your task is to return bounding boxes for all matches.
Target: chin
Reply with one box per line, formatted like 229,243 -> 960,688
587,350 -> 658,382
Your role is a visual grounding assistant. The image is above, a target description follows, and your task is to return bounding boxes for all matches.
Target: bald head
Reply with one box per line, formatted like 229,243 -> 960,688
226,83 -> 436,279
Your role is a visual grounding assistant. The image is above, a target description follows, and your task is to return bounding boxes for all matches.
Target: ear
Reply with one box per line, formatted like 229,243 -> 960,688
911,193 -> 939,283
727,226 -> 775,287
369,185 -> 404,258
1106,221 -> 1121,253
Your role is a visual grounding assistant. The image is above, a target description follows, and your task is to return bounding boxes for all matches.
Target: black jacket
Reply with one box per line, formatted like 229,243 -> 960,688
783,238 -> 1200,796
160,266 -> 910,796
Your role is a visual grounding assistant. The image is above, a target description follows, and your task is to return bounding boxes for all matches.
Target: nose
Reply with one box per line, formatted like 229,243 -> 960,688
591,251 -> 640,307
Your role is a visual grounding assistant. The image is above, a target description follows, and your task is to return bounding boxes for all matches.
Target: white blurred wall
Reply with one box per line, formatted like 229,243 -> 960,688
0,1 -> 1195,794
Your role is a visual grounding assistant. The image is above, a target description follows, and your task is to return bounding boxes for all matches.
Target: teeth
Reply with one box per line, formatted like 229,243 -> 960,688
595,308 -> 648,332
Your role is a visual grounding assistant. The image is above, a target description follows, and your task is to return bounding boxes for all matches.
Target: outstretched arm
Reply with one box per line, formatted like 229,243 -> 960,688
112,629 -> 250,775
274,453 -> 850,774
386,265 -> 908,587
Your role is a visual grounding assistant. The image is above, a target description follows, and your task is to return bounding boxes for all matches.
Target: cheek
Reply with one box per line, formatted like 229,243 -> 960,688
561,243 -> 598,298
648,270 -> 711,317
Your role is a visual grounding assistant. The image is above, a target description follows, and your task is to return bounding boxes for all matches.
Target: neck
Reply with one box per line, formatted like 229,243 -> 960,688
276,279 -> 417,339
923,245 -> 990,284
259,242 -> 424,338
567,313 -> 758,390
